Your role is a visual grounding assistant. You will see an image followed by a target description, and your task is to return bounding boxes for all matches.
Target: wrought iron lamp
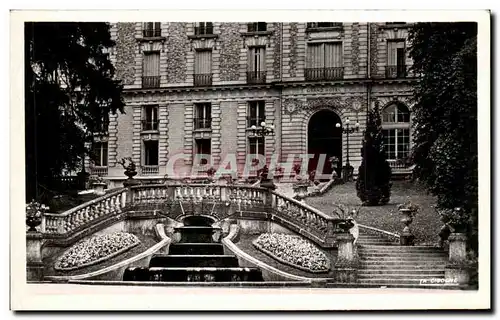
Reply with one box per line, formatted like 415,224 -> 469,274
336,118 -> 360,181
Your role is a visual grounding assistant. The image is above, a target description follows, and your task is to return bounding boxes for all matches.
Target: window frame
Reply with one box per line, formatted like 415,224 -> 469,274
92,141 -> 108,167
194,103 -> 212,130
381,103 -> 411,161
247,100 -> 266,128
143,140 -> 159,166
248,136 -> 265,157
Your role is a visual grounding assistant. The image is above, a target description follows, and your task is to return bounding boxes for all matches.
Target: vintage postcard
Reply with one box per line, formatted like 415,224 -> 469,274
10,9 -> 491,311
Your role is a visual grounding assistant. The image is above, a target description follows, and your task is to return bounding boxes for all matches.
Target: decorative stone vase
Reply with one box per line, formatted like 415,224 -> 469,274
26,215 -> 42,232
123,169 -> 140,187
92,182 -> 107,196
399,208 -> 415,246
292,183 -> 309,199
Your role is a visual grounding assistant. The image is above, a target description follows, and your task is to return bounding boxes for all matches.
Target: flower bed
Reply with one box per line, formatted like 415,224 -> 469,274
252,233 -> 330,273
54,232 -> 140,271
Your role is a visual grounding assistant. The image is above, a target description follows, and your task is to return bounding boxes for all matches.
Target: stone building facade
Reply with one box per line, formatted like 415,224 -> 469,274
89,22 -> 417,187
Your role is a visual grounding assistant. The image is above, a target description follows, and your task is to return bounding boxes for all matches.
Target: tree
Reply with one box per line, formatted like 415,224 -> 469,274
356,102 -> 392,205
25,22 -> 125,202
408,23 -> 478,251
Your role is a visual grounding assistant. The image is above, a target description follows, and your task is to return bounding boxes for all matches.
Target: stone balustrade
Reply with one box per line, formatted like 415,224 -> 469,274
42,188 -> 127,235
39,184 -> 337,247
271,191 -> 336,246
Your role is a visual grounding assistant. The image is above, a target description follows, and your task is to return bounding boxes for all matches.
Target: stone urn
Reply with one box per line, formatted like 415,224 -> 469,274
92,181 -> 107,196
292,182 -> 309,199
120,157 -> 140,187
26,214 -> 42,232
399,208 -> 415,245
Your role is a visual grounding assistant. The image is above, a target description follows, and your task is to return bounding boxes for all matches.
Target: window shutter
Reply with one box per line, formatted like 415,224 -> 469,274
143,52 -> 160,77
195,50 -> 212,74
325,42 -> 342,68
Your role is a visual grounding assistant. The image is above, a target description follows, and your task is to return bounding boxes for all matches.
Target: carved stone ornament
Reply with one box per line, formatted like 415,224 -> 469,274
283,98 -> 303,115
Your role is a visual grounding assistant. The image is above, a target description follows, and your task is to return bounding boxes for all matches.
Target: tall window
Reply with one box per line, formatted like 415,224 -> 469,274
143,22 -> 161,37
306,42 -> 343,80
142,51 -> 160,88
247,22 -> 267,32
382,103 -> 411,161
247,47 -> 266,83
247,101 -> 265,127
195,139 -> 211,165
195,22 -> 214,35
307,22 -> 342,29
143,140 -> 159,166
386,40 -> 406,78
142,105 -> 159,131
92,142 -> 108,167
194,103 -> 212,129
194,50 -> 213,86
248,137 -> 265,156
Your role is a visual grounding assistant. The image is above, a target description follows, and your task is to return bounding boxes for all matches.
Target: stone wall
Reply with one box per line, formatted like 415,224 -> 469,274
114,23 -> 136,85
166,23 -> 188,84
219,23 -> 241,81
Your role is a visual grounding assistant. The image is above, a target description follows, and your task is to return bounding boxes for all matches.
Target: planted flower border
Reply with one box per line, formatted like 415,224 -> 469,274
252,234 -> 330,274
54,232 -> 141,271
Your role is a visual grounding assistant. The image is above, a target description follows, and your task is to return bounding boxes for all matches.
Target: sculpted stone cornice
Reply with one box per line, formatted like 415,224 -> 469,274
283,95 -> 365,115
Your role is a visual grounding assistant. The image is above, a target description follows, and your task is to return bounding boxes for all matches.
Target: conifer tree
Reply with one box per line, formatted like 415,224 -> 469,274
356,102 -> 392,205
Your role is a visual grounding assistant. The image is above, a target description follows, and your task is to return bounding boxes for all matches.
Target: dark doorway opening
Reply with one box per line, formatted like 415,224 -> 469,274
182,216 -> 215,227
307,110 -> 342,178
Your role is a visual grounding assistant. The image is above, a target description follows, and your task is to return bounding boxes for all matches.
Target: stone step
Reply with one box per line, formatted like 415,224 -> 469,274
359,253 -> 447,259
355,278 -> 445,285
358,245 -> 444,252
149,255 -> 239,268
359,269 -> 445,275
357,241 -> 394,245
123,266 -> 264,282
330,282 -> 466,290
360,261 -> 447,267
168,243 -> 225,255
358,273 -> 445,279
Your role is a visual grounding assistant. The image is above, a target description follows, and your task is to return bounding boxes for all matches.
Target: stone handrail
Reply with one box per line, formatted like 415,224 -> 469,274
270,191 -> 336,245
42,188 -> 127,235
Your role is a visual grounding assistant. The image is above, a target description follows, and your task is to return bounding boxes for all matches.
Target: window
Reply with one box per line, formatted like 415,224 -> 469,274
194,50 -> 213,86
248,137 -> 265,156
142,51 -> 160,88
143,140 -> 159,166
195,22 -> 214,35
92,142 -> 108,167
386,40 -> 406,78
382,103 -> 411,161
247,47 -> 266,83
142,105 -> 159,131
307,22 -> 342,29
95,113 -> 109,134
143,22 -> 161,37
194,103 -> 212,129
248,101 -> 266,127
306,42 -> 343,80
247,22 -> 267,32
195,139 -> 211,165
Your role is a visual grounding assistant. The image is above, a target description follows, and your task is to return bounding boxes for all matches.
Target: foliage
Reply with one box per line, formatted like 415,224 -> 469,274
54,232 -> 140,270
254,233 -> 330,272
25,22 -> 125,202
26,200 -> 49,219
355,102 -> 392,205
439,207 -> 471,232
119,157 -> 136,172
408,23 -> 478,251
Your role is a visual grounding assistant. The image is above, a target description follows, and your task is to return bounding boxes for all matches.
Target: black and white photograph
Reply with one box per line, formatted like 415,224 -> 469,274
10,8 -> 491,311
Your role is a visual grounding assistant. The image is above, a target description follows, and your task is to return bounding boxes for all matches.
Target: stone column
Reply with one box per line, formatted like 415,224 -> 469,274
333,232 -> 357,283
26,232 -> 44,282
445,233 -> 471,285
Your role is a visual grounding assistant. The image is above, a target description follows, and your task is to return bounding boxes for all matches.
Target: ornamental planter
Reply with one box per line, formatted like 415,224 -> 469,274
399,208 -> 415,246
26,215 -> 42,232
292,183 -> 309,199
92,182 -> 107,196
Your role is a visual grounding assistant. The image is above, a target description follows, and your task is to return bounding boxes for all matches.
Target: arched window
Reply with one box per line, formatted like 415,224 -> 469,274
382,103 -> 411,161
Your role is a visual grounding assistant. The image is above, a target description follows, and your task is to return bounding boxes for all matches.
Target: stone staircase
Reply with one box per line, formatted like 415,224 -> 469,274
356,232 -> 460,289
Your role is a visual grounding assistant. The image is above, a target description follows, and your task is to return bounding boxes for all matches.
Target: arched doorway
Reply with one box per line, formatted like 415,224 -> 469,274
307,110 -> 342,178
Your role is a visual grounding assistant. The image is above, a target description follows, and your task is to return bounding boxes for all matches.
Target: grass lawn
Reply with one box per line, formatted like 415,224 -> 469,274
305,181 -> 442,245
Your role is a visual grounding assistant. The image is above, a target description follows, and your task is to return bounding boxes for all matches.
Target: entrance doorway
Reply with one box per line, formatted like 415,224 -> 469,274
307,110 -> 342,178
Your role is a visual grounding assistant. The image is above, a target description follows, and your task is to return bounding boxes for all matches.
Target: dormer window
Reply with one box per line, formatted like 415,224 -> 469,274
143,22 -> 161,38
195,22 -> 214,35
247,22 -> 267,32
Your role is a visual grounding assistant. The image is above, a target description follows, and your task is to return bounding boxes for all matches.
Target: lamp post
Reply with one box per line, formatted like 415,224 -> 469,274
250,121 -> 275,189
336,118 -> 360,181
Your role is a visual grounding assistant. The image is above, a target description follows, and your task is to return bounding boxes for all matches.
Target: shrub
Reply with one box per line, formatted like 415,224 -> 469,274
356,101 -> 392,205
54,232 -> 140,270
253,233 -> 330,272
